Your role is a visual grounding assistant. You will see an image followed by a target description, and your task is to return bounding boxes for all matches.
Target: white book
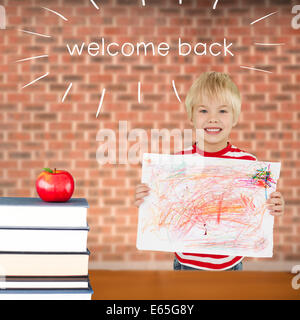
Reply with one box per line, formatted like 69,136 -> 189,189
0,197 -> 88,227
0,287 -> 93,300
0,227 -> 89,252
0,293 -> 92,300
0,251 -> 90,276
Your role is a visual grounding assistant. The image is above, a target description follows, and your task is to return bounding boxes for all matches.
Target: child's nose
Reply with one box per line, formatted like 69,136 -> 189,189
208,116 -> 219,123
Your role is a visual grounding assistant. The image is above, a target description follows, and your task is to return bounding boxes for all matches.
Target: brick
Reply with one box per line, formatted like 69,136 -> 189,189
0,0 -> 298,267
49,123 -> 72,131
254,122 -> 278,130
21,123 -> 45,131
102,254 -> 124,261
270,112 -> 293,121
129,253 -> 152,261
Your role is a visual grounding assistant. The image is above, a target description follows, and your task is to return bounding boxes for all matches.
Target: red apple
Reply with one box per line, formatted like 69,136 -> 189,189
36,168 -> 75,202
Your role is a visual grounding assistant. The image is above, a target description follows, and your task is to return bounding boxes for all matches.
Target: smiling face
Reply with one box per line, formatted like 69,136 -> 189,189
190,94 -> 238,152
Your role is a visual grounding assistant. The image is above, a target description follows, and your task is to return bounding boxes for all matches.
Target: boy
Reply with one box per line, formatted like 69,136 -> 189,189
134,71 -> 285,271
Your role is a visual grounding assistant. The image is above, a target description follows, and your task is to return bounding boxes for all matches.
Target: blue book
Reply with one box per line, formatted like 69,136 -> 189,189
0,197 -> 89,227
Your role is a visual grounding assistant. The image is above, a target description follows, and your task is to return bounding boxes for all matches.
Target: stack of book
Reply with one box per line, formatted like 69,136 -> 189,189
0,197 -> 93,300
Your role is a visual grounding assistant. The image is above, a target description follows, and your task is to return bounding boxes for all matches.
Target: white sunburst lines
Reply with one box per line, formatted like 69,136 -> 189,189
254,42 -> 285,46
213,0 -> 219,10
16,49 -> 51,89
90,0 -> 100,10
16,27 -> 51,67
63,80 -> 179,114
15,55 -> 49,63
21,72 -> 50,89
41,6 -> 68,22
239,66 -> 272,74
96,88 -> 106,118
95,80 -> 182,118
250,12 -> 282,48
140,0 -> 218,9
250,11 -> 278,25
62,83 -> 73,103
138,81 -> 142,104
240,10 -> 281,74
18,29 -> 52,38
172,80 -> 182,103
18,6 -> 71,99
253,41 -> 285,70
18,1 -> 280,114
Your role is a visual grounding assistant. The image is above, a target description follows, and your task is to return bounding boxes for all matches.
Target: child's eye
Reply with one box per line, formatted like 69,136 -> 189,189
220,110 -> 227,113
199,109 -> 207,113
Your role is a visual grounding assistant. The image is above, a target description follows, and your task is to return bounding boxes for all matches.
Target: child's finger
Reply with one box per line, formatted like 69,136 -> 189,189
266,198 -> 282,205
136,184 -> 150,192
267,203 -> 283,210
135,189 -> 150,197
134,199 -> 144,207
136,183 -> 149,187
269,192 -> 281,198
136,187 -> 150,194
273,205 -> 284,212
269,210 -> 284,216
135,191 -> 149,200
136,186 -> 150,193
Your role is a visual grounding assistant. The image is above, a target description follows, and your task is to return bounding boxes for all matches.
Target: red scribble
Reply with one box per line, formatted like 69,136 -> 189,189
144,163 -> 272,254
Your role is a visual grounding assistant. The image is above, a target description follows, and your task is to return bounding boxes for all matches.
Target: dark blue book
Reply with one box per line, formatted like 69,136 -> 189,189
0,276 -> 89,289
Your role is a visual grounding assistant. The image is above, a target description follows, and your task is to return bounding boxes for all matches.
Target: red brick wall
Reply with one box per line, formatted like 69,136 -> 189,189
0,0 -> 299,269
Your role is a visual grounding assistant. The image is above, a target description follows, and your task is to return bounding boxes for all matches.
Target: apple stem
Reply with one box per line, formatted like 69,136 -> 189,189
54,168 -> 56,174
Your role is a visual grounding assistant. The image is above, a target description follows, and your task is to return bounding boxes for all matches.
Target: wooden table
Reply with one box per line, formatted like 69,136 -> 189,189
89,270 -> 300,300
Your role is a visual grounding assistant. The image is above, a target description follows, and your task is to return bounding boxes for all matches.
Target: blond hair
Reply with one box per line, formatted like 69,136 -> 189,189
185,71 -> 241,124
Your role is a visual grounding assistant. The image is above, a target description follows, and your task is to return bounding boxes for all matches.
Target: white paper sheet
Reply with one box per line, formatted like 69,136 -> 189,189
137,153 -> 281,257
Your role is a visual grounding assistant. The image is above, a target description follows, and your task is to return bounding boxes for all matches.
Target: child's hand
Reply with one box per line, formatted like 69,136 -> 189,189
266,191 -> 285,216
134,183 -> 150,207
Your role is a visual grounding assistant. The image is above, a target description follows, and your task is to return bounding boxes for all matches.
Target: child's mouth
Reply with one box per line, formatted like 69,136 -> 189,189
204,127 -> 223,135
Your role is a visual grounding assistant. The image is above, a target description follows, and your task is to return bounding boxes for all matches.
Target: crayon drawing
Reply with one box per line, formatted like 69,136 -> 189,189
137,153 -> 281,257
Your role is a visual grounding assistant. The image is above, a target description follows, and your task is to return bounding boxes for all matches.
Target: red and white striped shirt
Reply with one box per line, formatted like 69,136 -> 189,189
175,141 -> 257,270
